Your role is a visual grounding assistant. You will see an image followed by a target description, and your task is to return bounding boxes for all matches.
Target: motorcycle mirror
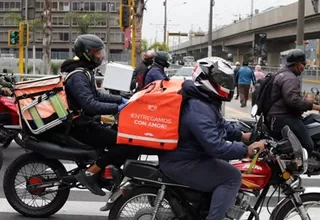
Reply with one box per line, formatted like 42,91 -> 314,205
251,105 -> 258,118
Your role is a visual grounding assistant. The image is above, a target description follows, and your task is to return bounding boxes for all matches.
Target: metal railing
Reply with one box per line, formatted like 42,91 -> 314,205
3,68 -> 180,83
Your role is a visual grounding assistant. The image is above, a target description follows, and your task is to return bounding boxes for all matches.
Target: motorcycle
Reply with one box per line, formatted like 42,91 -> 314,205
2,110 -> 145,218
105,105 -> 317,220
0,95 -> 24,149
0,73 -> 24,149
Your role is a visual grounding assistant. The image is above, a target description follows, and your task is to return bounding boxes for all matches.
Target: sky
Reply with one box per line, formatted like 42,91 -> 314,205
142,0 -> 298,47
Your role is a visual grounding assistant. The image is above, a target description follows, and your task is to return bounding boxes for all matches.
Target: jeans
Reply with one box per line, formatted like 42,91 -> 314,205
70,122 -> 159,168
160,158 -> 242,220
269,115 -> 314,155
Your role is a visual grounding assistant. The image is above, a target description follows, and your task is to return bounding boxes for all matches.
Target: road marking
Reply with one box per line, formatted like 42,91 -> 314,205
0,198 -> 108,216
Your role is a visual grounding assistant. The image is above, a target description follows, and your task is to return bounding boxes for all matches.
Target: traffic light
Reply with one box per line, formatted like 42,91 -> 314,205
120,5 -> 130,29
8,30 -> 19,46
22,23 -> 30,46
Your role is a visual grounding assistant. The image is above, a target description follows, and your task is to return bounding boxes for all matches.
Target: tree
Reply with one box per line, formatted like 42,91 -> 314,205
42,0 -> 53,75
149,41 -> 169,52
4,13 -> 42,32
141,39 -> 149,52
133,0 -> 148,66
65,12 -> 106,34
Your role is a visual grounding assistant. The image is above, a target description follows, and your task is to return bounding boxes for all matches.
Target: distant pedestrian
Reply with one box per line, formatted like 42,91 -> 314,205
254,65 -> 265,81
234,62 -> 241,100
237,61 -> 256,107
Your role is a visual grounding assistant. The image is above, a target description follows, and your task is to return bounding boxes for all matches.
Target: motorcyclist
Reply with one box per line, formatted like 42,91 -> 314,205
60,34 -> 158,196
159,57 -> 265,220
143,51 -> 170,86
132,51 -> 155,91
266,49 -> 320,171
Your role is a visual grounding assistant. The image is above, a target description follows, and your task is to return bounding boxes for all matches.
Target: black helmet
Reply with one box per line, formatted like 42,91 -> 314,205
193,57 -> 235,102
286,49 -> 306,67
74,34 -> 106,67
154,51 -> 170,68
142,51 -> 155,66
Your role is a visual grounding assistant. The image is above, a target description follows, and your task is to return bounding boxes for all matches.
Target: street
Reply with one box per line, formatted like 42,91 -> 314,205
1,99 -> 320,219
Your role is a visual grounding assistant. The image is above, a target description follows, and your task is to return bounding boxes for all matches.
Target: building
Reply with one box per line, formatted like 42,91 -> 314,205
0,0 -> 127,62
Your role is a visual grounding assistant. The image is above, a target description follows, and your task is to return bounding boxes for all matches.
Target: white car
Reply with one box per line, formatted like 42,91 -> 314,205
170,66 -> 194,80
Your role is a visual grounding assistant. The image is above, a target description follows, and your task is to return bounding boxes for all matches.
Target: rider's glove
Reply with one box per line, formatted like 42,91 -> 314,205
121,98 -> 128,104
118,103 -> 126,112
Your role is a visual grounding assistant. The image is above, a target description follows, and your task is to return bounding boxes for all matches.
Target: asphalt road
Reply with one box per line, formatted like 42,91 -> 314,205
1,140 -> 320,219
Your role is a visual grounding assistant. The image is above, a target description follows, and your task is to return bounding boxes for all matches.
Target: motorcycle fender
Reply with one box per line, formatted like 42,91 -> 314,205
269,196 -> 290,220
103,182 -> 134,211
269,193 -> 318,220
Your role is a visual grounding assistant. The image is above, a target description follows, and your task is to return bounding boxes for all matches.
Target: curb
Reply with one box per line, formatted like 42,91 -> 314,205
303,79 -> 320,84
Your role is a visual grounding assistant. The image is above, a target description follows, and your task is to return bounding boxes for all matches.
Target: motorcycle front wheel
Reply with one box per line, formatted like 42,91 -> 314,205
108,186 -> 176,220
273,193 -> 320,220
3,152 -> 70,218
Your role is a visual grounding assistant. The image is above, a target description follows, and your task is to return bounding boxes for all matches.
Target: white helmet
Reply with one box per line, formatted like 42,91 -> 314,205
192,57 -> 235,101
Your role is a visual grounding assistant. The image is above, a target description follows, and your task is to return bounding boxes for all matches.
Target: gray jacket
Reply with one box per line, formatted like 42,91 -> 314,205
268,66 -> 312,117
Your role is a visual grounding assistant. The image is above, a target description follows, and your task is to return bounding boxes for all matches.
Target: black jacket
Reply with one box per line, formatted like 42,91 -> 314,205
61,59 -> 122,125
268,66 -> 312,116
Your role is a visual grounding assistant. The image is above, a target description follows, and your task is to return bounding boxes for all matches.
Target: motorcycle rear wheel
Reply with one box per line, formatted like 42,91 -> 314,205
3,152 -> 70,218
273,193 -> 320,220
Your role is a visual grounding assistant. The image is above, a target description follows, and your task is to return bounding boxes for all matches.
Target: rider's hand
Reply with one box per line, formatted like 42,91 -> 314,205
121,98 -> 128,104
1,87 -> 12,96
247,140 -> 265,156
241,132 -> 251,143
306,93 -> 315,103
118,103 -> 126,112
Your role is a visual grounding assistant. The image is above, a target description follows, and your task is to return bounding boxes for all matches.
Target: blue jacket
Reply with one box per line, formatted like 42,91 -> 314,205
238,66 -> 256,85
159,80 -> 248,163
61,59 -> 122,121
144,63 -> 168,86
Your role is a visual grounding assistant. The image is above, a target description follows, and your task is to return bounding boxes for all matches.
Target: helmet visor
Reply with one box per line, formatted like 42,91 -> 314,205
212,70 -> 234,92
87,48 -> 107,65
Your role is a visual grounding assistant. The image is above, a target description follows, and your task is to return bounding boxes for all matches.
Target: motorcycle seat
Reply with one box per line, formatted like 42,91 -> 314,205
305,122 -> 320,130
49,133 -> 95,151
25,136 -> 98,161
123,160 -> 189,188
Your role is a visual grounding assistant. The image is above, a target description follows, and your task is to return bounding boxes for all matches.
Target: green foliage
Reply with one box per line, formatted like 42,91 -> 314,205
148,41 -> 169,52
142,39 -> 149,52
51,62 -> 61,75
65,12 -> 106,34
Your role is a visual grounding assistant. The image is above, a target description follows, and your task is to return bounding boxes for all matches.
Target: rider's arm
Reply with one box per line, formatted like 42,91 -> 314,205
187,100 -> 248,160
66,73 -> 119,115
221,118 -> 243,142
97,91 -> 122,104
281,77 -> 312,112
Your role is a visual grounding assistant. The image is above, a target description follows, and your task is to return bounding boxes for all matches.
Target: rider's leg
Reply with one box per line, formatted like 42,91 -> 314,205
160,158 -> 242,220
72,123 -> 159,195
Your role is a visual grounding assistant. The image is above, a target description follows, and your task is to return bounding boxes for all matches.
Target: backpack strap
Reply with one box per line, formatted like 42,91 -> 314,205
64,67 -> 91,84
63,67 -> 91,135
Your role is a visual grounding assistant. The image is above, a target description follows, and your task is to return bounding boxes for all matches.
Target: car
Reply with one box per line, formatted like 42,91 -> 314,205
170,66 -> 194,80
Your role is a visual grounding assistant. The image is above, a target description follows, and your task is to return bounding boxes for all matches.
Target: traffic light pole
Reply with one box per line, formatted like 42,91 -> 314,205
131,1 -> 136,67
24,0 -> 28,74
19,23 -> 24,74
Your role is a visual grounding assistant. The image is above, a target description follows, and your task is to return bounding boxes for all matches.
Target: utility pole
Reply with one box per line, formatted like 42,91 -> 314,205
163,0 -> 167,44
106,2 -> 111,62
296,0 -> 305,51
208,0 -> 214,57
24,0 -> 28,74
296,0 -> 305,87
